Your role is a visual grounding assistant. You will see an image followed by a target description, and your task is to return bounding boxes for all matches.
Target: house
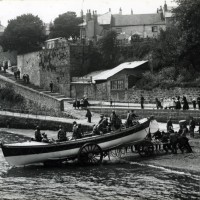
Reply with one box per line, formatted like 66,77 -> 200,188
0,21 -> 5,36
71,61 -> 149,101
79,2 -> 174,44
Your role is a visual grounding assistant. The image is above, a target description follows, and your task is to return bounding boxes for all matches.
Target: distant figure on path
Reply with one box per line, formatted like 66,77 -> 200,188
85,108 -> 92,123
182,96 -> 189,110
192,98 -> 196,109
49,81 -> 53,92
175,96 -> 182,110
110,98 -> 113,107
155,98 -> 163,109
140,95 -> 144,109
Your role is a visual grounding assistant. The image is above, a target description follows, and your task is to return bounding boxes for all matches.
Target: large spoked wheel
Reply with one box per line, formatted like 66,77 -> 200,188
78,143 -> 103,165
137,141 -> 154,157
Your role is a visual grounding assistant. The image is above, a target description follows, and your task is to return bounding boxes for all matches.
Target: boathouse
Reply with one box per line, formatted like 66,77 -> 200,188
71,60 -> 149,101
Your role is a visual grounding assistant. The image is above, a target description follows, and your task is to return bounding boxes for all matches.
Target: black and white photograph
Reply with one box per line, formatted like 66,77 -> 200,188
0,0 -> 200,199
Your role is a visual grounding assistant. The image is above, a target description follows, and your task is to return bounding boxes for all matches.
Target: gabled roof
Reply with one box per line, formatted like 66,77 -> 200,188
97,12 -> 112,25
112,14 -> 165,26
93,61 -> 148,82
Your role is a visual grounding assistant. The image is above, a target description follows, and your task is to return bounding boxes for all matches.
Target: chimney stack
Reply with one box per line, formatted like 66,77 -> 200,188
131,9 -> 133,15
119,7 -> 122,15
109,8 -> 111,12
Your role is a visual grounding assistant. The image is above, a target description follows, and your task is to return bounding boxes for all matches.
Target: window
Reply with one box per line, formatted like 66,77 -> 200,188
111,80 -> 124,90
115,28 -> 122,34
152,26 -> 158,32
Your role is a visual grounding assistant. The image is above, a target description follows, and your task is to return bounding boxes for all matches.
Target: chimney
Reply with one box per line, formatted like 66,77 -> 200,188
86,9 -> 92,22
164,1 -> 168,12
119,7 -> 122,15
109,8 -> 111,12
80,10 -> 83,18
131,9 -> 133,15
159,6 -> 164,20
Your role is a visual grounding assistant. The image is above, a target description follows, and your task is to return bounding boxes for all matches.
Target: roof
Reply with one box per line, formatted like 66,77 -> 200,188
93,61 -> 148,82
45,37 -> 65,42
97,12 -> 112,25
112,14 -> 165,26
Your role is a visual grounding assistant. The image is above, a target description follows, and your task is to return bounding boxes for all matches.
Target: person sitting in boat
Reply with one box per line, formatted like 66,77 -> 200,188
42,133 -> 50,143
115,115 -> 122,130
99,117 -> 109,134
110,110 -> 117,130
98,114 -> 104,125
92,124 -> 100,135
35,126 -> 43,142
72,124 -> 83,139
57,125 -> 68,142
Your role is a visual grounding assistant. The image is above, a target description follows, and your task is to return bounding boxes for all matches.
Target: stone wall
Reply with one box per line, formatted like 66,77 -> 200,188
70,44 -> 90,77
90,107 -> 200,124
17,52 -> 41,86
127,87 -> 200,103
71,83 -> 200,103
0,50 -> 17,66
0,76 -> 62,111
0,115 -> 92,132
39,44 -> 71,96
17,42 -> 90,97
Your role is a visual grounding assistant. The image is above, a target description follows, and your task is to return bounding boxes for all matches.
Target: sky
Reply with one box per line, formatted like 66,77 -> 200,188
0,0 -> 177,26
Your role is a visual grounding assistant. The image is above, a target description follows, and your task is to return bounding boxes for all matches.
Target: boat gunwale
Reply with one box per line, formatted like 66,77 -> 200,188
1,119 -> 150,149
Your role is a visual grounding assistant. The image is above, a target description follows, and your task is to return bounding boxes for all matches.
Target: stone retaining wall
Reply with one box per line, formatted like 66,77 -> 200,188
90,107 -> 200,123
0,76 -> 62,111
127,87 -> 200,103
0,115 -> 92,132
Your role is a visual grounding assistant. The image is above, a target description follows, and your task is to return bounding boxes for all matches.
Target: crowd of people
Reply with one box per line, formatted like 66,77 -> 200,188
73,97 -> 90,109
149,117 -> 195,154
154,95 -> 200,110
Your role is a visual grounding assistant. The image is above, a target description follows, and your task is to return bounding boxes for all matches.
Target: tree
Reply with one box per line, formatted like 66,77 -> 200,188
49,12 -> 83,40
174,0 -> 200,71
0,14 -> 46,54
97,30 -> 119,68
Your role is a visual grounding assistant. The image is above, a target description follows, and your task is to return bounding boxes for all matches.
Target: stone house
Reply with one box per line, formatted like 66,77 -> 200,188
71,61 -> 149,101
79,2 -> 174,44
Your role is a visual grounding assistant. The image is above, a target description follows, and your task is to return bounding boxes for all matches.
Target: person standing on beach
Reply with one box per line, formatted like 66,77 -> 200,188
85,108 -> 92,123
140,95 -> 144,109
189,116 -> 195,138
167,117 -> 173,132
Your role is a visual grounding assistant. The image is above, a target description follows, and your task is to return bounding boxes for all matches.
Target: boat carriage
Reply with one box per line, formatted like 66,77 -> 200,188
1,118 -> 157,167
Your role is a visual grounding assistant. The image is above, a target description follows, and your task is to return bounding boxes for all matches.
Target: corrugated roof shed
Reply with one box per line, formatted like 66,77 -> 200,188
93,61 -> 148,82
112,14 -> 165,26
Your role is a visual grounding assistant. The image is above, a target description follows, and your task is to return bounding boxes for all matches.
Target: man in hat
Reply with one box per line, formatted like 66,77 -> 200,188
57,125 -> 67,142
35,126 -> 42,142
167,117 -> 173,132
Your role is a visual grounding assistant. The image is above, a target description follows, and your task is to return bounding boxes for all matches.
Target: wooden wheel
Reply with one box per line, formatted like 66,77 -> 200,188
137,141 -> 154,157
78,143 -> 103,165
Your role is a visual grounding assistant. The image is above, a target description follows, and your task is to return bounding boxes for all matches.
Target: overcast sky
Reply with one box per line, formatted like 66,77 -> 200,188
0,0 -> 177,26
